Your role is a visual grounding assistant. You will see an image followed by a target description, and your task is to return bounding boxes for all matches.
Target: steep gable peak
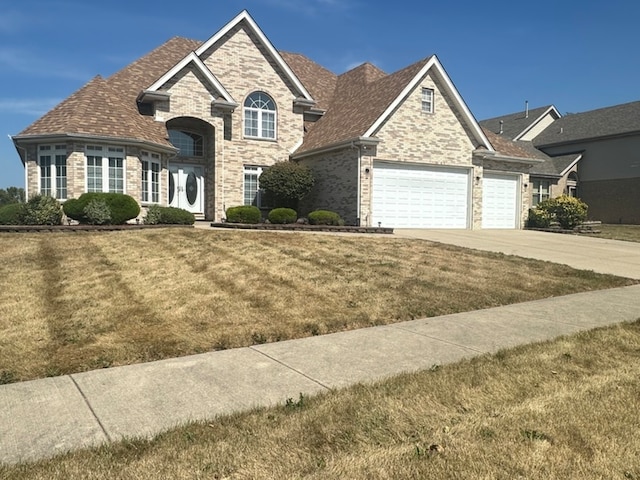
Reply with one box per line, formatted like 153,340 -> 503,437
339,62 -> 387,85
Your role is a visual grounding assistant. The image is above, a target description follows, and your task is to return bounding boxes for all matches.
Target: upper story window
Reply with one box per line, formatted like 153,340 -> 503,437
244,92 -> 276,140
168,130 -> 203,157
39,144 -> 67,200
421,88 -> 434,113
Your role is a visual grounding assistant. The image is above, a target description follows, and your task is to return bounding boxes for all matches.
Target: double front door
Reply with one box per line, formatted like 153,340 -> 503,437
168,165 -> 204,215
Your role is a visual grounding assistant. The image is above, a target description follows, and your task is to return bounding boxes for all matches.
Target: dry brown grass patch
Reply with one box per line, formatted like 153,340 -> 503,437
0,229 -> 634,382
3,321 -> 639,479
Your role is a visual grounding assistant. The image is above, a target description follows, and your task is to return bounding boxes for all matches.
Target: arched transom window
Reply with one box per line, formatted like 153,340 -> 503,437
168,130 -> 203,157
244,92 -> 276,140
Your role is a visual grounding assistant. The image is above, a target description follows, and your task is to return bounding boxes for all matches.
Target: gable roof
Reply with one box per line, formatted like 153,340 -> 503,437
534,100 -> 640,147
195,10 -> 314,103
280,52 -> 337,111
530,153 -> 582,177
480,105 -> 560,140
16,36 -> 199,148
292,55 -> 492,156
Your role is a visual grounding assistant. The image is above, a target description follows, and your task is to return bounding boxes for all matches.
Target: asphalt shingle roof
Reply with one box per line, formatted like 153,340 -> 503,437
480,105 -> 556,140
529,153 -> 581,177
18,37 -> 201,148
533,100 -> 640,146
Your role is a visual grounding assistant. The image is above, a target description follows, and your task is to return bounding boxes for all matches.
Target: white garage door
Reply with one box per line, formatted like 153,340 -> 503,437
371,163 -> 470,228
482,173 -> 519,229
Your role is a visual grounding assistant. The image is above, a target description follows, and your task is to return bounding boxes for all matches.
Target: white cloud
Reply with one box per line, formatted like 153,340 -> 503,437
0,98 -> 61,116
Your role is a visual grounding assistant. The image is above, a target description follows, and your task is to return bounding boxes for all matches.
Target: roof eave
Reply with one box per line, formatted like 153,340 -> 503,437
474,151 -> 545,165
513,105 -> 561,141
292,136 -> 380,159
537,129 -> 640,148
12,133 -> 178,154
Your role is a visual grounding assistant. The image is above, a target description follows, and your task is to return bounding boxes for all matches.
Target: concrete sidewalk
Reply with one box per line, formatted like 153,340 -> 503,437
2,284 -> 640,465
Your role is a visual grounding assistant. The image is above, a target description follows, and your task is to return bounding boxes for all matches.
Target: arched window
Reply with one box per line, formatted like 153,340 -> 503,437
244,92 -> 276,139
168,130 -> 203,157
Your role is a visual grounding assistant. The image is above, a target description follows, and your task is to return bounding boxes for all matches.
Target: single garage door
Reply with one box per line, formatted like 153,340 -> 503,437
371,163 -> 470,228
482,173 -> 519,229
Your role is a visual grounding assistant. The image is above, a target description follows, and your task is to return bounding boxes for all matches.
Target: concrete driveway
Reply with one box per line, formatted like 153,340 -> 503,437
395,229 -> 640,280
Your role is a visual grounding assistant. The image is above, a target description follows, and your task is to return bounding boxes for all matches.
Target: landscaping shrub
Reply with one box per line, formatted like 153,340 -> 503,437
267,207 -> 297,224
18,195 -> 63,225
308,209 -> 344,226
226,205 -> 261,224
63,193 -> 140,224
527,206 -> 552,228
0,203 -> 23,225
258,162 -> 314,209
83,198 -> 112,225
530,196 -> 588,230
144,205 -> 195,225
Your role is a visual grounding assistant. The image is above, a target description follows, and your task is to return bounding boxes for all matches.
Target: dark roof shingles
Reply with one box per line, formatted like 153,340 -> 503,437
479,105 -> 555,140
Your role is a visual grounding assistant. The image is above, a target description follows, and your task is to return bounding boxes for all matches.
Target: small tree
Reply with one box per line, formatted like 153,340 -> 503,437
0,187 -> 25,206
258,162 -> 314,209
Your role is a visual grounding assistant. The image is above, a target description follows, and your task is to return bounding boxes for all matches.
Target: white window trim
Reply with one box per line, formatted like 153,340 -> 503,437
532,179 -> 551,206
243,165 -> 270,208
38,144 -> 67,200
141,151 -> 162,204
421,87 -> 434,114
243,92 -> 277,140
85,145 -> 126,194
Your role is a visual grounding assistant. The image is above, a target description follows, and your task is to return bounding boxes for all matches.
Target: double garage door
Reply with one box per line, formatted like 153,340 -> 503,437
371,163 -> 519,229
371,163 -> 470,228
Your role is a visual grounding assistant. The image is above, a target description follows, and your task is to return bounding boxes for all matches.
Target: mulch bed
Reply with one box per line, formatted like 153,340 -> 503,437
0,224 -> 194,233
210,222 -> 393,234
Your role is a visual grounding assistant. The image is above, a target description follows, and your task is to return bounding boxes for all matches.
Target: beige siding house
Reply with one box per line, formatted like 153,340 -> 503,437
13,10 -> 541,229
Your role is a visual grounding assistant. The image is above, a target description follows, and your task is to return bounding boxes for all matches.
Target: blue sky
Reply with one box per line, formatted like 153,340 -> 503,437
1,0 -> 638,188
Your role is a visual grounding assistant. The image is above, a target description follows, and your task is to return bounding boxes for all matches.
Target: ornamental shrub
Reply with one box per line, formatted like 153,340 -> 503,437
526,207 -> 552,228
258,162 -> 314,209
308,209 -> 344,226
144,205 -> 195,225
63,193 -> 140,224
267,207 -> 297,224
226,205 -> 261,224
0,203 -> 23,225
83,199 -> 112,225
546,195 -> 588,229
18,195 -> 63,225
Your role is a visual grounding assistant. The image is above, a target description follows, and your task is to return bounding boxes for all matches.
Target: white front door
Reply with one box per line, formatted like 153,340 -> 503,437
168,165 -> 204,215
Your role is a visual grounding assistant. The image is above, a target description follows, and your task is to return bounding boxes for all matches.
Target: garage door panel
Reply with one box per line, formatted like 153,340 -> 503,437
372,163 -> 470,229
482,174 -> 519,229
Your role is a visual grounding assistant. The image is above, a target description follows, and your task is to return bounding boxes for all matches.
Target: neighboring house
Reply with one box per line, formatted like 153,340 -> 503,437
482,101 -> 640,224
13,10 -> 541,229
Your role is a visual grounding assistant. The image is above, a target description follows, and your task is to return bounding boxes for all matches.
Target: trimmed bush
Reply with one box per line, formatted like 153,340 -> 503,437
267,208 -> 297,224
18,195 -> 63,225
63,193 -> 140,224
530,196 -> 588,230
144,205 -> 195,225
258,162 -> 314,209
0,203 -> 23,225
84,199 -> 112,225
527,207 -> 552,228
226,205 -> 261,224
308,209 -> 344,226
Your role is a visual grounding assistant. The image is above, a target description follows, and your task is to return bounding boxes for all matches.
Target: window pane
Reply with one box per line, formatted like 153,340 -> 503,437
40,155 -> 52,196
55,154 -> 67,199
244,110 -> 258,137
141,160 -> 149,202
168,130 -> 203,157
87,156 -> 102,192
151,162 -> 160,203
244,171 -> 258,205
422,88 -> 433,113
262,111 -> 275,138
108,157 -> 124,193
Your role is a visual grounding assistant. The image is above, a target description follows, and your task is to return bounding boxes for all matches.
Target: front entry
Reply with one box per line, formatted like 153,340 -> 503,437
168,164 -> 205,216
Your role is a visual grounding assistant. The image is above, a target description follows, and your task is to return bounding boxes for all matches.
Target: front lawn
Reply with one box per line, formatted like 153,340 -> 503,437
593,224 -> 640,243
3,320 -> 639,478
0,229 -> 634,383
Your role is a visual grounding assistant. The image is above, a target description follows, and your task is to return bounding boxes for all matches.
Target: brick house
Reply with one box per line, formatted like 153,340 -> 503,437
12,10 -> 541,229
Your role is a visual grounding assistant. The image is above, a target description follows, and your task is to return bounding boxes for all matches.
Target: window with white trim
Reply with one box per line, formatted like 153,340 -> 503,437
86,145 -> 125,193
244,92 -> 276,139
141,152 -> 161,203
421,88 -> 434,113
243,166 -> 269,207
168,130 -> 203,157
38,145 -> 67,199
532,179 -> 550,206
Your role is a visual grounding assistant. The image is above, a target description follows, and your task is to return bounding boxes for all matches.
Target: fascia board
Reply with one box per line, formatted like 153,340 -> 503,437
146,53 -> 235,104
558,153 -> 583,176
513,105 -> 562,141
195,10 -> 315,103
363,56 -> 493,151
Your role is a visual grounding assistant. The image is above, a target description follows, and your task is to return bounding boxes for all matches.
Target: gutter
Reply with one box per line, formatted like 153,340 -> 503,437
12,133 -> 179,155
535,129 -> 640,149
292,136 -> 380,160
474,151 -> 545,165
